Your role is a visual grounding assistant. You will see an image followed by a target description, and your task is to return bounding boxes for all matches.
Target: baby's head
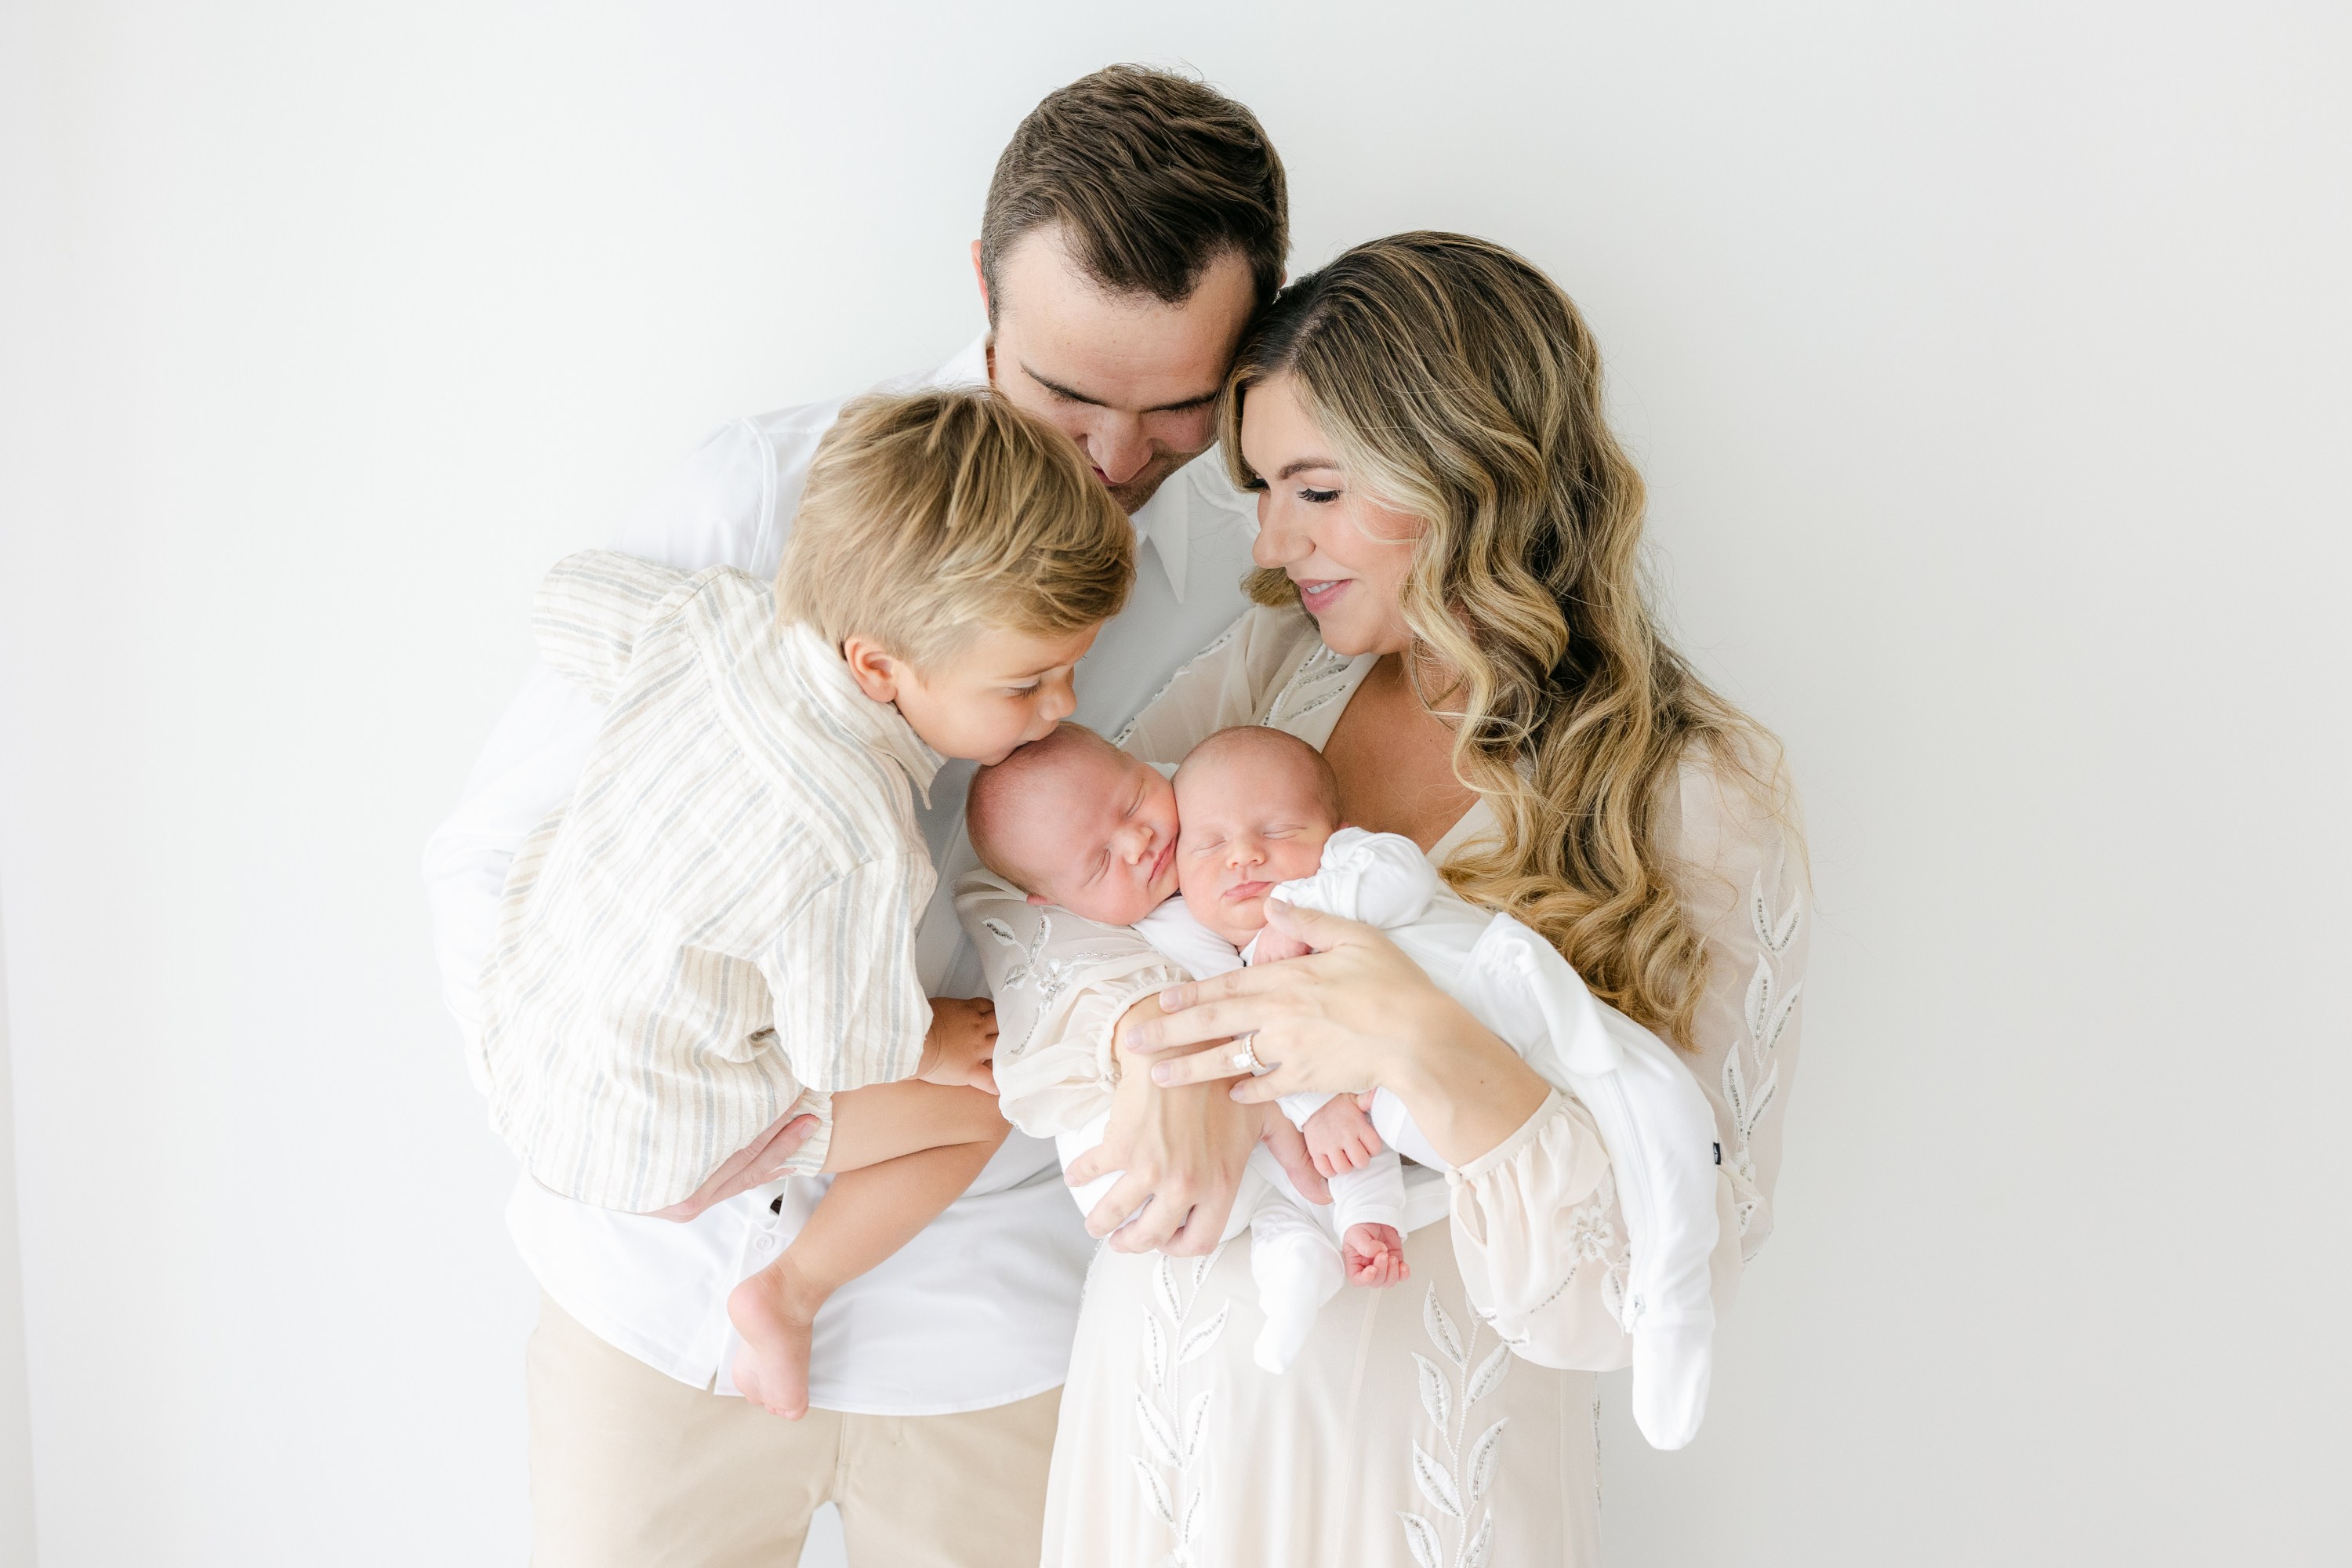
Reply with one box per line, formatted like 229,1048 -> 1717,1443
967,724 -> 1182,927
1173,727 -> 1343,946
775,390 -> 1134,766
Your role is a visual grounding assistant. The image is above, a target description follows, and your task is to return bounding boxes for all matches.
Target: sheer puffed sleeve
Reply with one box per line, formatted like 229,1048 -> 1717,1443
957,606 -> 1323,1137
1448,746 -> 1809,1366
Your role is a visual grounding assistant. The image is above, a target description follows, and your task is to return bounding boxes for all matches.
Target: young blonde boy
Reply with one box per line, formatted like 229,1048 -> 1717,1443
479,390 -> 1133,1418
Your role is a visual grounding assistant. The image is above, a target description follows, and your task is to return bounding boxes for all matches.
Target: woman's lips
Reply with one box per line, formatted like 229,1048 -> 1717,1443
1294,577 -> 1351,615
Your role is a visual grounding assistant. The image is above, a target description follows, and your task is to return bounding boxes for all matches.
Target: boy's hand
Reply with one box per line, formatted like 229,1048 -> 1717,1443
1342,1222 -> 1408,1287
1252,928 -> 1312,964
919,996 -> 999,1092
1303,1095 -> 1384,1177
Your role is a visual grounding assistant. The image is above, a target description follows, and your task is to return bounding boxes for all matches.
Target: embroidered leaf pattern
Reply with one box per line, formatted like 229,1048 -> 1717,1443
1131,1456 -> 1174,1527
1136,1396 -> 1181,1469
1462,1512 -> 1495,1568
1423,1286 -> 1467,1370
1142,1314 -> 1167,1389
1182,1389 -> 1212,1467
1402,1280 -> 1511,1566
1465,1418 -> 1509,1501
1414,1353 -> 1452,1433
1466,1343 -> 1512,1406
1131,1240 -> 1227,1563
1399,1512 -> 1443,1568
1412,1441 -> 1465,1519
1177,1303 -> 1229,1366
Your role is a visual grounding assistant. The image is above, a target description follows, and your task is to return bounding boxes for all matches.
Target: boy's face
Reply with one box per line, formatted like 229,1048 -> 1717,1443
1174,752 -> 1341,946
848,623 -> 1099,767
993,746 -> 1181,927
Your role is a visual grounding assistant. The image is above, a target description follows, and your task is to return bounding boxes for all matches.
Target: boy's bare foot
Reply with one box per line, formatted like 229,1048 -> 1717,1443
728,1251 -> 829,1419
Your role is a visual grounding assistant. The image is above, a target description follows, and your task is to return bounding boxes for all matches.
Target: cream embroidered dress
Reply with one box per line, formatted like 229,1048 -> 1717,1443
955,604 -> 1808,1567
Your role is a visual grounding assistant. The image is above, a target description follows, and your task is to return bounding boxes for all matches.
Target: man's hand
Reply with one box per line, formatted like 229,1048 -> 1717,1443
918,996 -> 999,1092
1303,1095 -> 1384,1177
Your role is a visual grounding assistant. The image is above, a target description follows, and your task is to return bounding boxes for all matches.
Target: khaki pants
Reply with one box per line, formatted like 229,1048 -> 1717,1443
526,1294 -> 1061,1568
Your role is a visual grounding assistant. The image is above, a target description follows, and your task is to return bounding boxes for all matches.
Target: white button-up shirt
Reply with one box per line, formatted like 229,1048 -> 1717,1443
423,336 -> 1261,1412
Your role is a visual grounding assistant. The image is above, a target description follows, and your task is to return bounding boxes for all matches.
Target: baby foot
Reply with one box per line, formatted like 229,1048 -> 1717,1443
727,1253 -> 826,1418
1342,1223 -> 1408,1288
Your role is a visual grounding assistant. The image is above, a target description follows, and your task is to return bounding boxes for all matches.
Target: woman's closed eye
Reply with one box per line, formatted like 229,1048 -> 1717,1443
1298,487 -> 1340,504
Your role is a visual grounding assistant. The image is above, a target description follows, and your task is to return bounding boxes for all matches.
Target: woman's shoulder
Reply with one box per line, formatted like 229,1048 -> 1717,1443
1661,728 -> 1808,904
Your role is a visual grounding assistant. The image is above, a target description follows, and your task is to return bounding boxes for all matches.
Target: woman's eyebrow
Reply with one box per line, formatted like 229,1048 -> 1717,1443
1275,458 -> 1339,480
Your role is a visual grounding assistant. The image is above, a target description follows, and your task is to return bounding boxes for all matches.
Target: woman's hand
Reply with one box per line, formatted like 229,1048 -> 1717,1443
1061,994 -> 1310,1254
1139,900 -> 1550,1168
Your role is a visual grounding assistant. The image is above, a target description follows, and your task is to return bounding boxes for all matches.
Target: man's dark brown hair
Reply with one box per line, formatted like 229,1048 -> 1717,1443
980,65 -> 1288,318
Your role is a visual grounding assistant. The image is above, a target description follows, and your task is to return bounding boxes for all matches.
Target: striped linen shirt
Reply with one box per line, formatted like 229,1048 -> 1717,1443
481,549 -> 942,1214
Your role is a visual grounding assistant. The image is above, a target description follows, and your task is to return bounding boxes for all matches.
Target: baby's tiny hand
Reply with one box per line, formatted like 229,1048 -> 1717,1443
1251,929 -> 1312,964
919,996 -> 998,1092
1303,1096 -> 1383,1177
1342,1223 -> 1408,1288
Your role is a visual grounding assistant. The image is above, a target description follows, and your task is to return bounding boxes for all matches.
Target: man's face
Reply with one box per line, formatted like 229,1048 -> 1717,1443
981,229 -> 1257,514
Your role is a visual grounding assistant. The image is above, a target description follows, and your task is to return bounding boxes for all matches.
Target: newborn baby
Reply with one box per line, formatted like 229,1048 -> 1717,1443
969,724 -> 1408,1372
972,723 -> 1730,1449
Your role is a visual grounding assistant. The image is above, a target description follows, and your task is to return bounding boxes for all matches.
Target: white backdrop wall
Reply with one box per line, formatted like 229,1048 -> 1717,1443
2,3 -> 2347,1565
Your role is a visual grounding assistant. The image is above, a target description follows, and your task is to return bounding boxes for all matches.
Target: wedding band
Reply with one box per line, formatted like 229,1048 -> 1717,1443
1229,1036 -> 1264,1075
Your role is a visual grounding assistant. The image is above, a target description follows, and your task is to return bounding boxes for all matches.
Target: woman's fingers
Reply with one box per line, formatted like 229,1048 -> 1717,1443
1082,1172 -> 1155,1240
1149,1047 -> 1255,1088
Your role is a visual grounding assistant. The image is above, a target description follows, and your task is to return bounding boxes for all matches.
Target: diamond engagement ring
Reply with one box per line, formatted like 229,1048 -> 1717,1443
1229,1036 -> 1264,1075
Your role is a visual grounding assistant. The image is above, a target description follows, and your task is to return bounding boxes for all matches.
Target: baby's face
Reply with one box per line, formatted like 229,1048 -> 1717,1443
992,745 -> 1181,927
1174,754 -> 1341,946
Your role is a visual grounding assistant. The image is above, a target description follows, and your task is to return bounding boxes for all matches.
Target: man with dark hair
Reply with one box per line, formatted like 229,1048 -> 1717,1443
424,65 -> 1286,1568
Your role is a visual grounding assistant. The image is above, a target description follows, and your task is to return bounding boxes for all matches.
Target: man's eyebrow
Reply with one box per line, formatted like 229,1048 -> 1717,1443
1021,361 -> 1221,415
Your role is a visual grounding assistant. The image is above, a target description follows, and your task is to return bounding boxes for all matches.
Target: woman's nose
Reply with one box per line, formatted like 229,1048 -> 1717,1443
1252,499 -> 1308,569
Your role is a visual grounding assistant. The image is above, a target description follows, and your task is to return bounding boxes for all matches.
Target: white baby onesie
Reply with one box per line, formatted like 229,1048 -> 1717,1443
1268,828 -> 1726,1452
1058,904 -> 1391,1377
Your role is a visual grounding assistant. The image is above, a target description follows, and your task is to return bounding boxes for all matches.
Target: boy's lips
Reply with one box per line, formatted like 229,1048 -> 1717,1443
1222,879 -> 1274,903
1148,840 -> 1174,884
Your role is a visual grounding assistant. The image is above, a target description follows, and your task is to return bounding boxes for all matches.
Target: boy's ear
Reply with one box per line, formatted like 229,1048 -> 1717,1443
840,635 -> 901,704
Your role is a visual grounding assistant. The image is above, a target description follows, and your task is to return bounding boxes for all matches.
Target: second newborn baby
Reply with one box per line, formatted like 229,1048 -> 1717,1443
969,724 -> 1410,1373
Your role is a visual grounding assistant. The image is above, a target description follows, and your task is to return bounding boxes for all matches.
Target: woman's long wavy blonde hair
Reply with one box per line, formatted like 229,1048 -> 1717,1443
1221,232 -> 1784,1049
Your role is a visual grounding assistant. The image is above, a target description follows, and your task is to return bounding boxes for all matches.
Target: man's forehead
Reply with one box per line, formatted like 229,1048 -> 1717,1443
995,237 -> 1252,408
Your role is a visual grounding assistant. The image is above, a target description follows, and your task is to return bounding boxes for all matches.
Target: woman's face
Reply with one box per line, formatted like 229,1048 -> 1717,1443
1238,374 -> 1421,658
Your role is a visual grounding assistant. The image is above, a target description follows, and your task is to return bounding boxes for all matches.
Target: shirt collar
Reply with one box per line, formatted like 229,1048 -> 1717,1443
778,621 -> 944,804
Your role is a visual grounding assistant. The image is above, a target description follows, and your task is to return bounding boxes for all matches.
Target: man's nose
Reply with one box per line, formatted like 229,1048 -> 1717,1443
1086,416 -> 1152,486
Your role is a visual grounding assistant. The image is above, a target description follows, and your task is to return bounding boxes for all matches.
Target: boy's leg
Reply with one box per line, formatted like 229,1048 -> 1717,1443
526,1292 -> 840,1568
730,1083 -> 1011,1418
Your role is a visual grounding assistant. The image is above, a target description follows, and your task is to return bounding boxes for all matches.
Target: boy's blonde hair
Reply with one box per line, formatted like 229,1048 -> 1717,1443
777,390 -> 1134,666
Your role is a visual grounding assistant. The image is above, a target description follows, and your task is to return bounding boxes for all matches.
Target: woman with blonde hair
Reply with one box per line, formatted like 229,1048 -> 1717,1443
958,230 -> 1809,1563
